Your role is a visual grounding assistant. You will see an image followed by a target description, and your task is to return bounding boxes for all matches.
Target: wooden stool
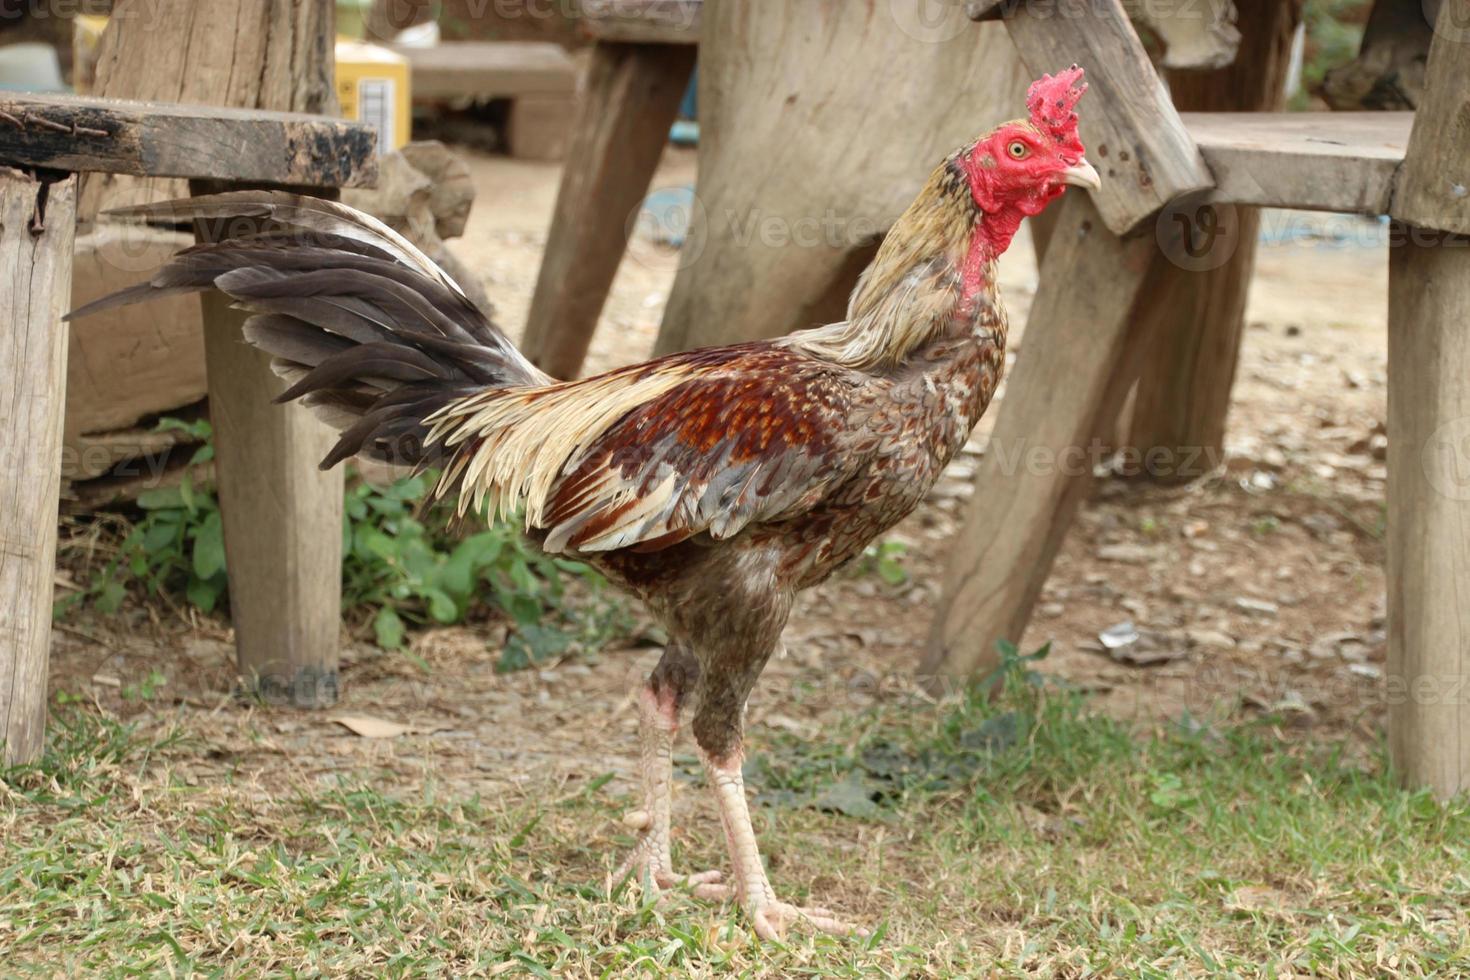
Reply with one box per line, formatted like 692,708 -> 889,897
0,92 -> 375,765
930,0 -> 1470,797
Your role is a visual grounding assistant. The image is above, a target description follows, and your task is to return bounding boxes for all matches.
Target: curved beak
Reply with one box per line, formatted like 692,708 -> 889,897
1060,158 -> 1102,191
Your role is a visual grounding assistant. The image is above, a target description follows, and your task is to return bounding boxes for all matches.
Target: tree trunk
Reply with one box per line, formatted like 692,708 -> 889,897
1123,0 -> 1304,480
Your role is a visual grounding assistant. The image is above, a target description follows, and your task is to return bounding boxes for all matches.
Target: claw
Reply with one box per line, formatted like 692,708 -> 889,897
749,900 -> 869,941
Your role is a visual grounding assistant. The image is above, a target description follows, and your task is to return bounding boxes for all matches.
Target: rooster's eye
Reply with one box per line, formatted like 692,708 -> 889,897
1007,141 -> 1029,159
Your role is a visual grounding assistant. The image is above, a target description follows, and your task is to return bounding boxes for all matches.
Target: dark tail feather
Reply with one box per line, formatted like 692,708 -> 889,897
67,192 -> 549,468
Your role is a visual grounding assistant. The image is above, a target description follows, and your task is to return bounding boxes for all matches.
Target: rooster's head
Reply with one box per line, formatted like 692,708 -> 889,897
958,65 -> 1100,220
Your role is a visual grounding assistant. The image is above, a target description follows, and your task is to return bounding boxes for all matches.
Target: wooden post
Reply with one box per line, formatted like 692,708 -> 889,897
0,172 -> 77,764
988,0 -> 1215,235
1385,12 -> 1470,797
1124,0 -> 1304,481
518,42 -> 695,379
653,0 -> 1029,355
91,0 -> 345,705
922,192 -> 1156,682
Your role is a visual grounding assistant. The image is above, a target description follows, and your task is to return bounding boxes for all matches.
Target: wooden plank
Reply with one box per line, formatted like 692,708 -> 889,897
580,0 -> 702,44
1125,0 -> 1303,482
1391,10 -> 1470,235
654,2 -> 1030,355
65,226 -> 205,443
0,93 -> 376,187
389,42 -> 578,101
520,42 -> 695,378
80,0 -> 352,220
1187,111 -> 1411,214
994,0 -> 1214,234
922,191 -> 1156,682
0,171 -> 77,765
87,0 -> 345,707
1387,225 -> 1470,797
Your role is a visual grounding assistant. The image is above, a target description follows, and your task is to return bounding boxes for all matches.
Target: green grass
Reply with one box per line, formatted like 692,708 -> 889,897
3,666 -> 1468,977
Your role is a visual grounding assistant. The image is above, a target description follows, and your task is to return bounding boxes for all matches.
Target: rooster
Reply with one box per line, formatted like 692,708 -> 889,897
71,67 -> 1099,939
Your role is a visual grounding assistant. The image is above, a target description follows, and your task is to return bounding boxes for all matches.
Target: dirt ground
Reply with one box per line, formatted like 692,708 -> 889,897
46,144 -> 1393,816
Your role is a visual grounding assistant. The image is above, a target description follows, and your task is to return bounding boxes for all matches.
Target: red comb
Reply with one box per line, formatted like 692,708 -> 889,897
1026,65 -> 1087,156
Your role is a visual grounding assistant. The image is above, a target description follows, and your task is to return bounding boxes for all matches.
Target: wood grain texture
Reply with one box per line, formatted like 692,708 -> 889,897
1187,111 -> 1410,213
922,191 -> 1156,681
85,0 -> 346,704
0,93 -> 376,187
1391,8 -> 1470,235
0,172 -> 77,765
580,0 -> 702,43
653,0 -> 1029,356
81,0 -> 344,222
999,0 -> 1214,234
1387,224 -> 1470,797
1125,0 -> 1303,481
520,41 -> 695,378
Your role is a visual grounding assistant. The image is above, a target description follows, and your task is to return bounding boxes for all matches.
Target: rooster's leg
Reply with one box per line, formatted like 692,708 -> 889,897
699,746 -> 866,940
616,649 -> 729,900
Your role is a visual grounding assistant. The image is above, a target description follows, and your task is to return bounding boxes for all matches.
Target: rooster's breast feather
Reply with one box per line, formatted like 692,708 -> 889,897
428,344 -> 874,554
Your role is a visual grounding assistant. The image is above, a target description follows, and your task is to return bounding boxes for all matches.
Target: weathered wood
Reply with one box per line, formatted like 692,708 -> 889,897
654,1 -> 1029,356
1386,15 -> 1470,797
0,93 -> 376,189
0,171 -> 77,765
389,41 -> 578,101
1391,10 -> 1470,236
1387,225 -> 1470,797
1122,0 -> 1240,69
580,0 -> 702,44
991,0 -> 1214,234
81,0 -> 347,221
923,191 -> 1157,682
520,42 -> 695,378
1125,0 -> 1303,482
507,94 -> 580,161
89,0 -> 345,706
1185,111 -> 1410,214
65,226 -> 205,445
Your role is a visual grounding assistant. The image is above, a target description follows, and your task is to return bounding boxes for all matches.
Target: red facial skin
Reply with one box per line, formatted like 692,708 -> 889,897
960,121 -> 1086,259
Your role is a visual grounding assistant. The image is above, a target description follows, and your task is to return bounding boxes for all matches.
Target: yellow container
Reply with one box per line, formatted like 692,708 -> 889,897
336,39 -> 411,155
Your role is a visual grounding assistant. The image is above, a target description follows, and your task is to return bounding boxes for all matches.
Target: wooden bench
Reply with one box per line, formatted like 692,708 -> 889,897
0,85 -> 375,762
927,0 -> 1470,800
389,41 -> 580,160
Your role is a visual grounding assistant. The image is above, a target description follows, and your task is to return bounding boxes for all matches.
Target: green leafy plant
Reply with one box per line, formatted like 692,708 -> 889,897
856,539 -> 910,586
59,418 -> 626,671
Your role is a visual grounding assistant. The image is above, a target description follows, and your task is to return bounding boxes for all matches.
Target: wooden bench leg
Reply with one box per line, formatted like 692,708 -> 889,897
1387,225 -> 1470,797
922,192 -> 1157,684
199,288 -> 344,707
192,182 -> 344,708
0,171 -> 76,764
520,42 -> 695,379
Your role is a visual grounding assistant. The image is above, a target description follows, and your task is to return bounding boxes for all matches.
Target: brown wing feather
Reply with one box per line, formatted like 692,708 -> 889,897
536,346 -> 872,554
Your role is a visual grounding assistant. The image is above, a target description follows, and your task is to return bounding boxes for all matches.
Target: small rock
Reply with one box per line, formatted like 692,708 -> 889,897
1234,597 -> 1280,617
1188,628 -> 1236,650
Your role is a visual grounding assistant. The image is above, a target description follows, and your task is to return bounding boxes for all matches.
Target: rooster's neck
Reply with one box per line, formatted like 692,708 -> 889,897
786,158 -> 1008,372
